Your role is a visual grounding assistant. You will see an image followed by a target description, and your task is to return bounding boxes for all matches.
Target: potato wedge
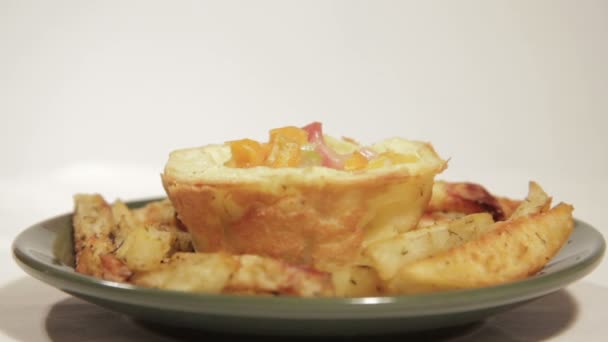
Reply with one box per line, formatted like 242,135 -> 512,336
131,253 -> 239,293
332,265 -> 383,297
132,198 -> 178,226
387,201 -> 574,294
225,254 -> 333,297
510,181 -> 551,219
73,195 -> 194,280
427,181 -> 505,221
111,200 -> 192,272
363,213 -> 495,281
73,194 -> 131,281
417,211 -> 467,229
114,225 -> 176,272
131,199 -> 193,253
132,253 -> 334,297
427,181 -> 522,221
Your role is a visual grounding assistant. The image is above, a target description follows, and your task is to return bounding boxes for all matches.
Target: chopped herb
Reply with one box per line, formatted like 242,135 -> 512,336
448,229 -> 463,241
535,232 -> 547,245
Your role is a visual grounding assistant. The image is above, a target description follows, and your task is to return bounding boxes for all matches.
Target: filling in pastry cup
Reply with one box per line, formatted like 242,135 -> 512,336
162,126 -> 446,272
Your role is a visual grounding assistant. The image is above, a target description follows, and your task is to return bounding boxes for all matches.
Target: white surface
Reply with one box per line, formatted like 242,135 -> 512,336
1,0 -> 606,341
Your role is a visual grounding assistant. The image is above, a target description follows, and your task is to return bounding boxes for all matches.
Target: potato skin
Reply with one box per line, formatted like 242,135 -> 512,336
163,139 -> 445,272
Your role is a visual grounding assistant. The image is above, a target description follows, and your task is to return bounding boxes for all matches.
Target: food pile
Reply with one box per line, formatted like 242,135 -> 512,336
73,122 -> 574,297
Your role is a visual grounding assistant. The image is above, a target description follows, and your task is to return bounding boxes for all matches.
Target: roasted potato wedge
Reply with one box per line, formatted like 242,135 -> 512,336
132,252 -> 334,297
417,210 -> 467,229
132,198 -> 179,226
332,265 -> 383,297
387,183 -> 573,294
131,199 -> 193,253
114,225 -> 176,272
73,195 -> 193,280
363,213 -> 495,281
73,194 -> 128,281
510,181 -> 551,219
131,253 -> 239,293
427,181 -> 522,221
111,200 -> 193,272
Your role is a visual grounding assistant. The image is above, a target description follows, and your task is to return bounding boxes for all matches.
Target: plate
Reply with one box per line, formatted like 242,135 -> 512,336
12,199 -> 605,336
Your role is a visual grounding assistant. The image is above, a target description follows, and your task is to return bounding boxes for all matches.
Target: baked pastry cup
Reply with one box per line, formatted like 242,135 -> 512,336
162,136 -> 445,272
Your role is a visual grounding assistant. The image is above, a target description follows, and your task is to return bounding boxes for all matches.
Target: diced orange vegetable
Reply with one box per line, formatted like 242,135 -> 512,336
343,151 -> 369,171
226,139 -> 269,168
269,126 -> 309,145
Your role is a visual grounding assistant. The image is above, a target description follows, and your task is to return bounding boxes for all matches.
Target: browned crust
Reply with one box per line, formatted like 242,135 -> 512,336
163,174 -> 435,271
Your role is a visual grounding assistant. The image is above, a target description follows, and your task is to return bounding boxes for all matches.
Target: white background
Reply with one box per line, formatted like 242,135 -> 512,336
0,1 -> 607,341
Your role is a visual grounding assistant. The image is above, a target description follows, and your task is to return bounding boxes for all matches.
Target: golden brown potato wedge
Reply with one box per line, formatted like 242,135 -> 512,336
331,265 -> 383,297
131,199 -> 193,253
225,254 -> 333,296
363,213 -> 495,281
111,200 -> 193,272
73,195 -> 194,280
131,253 -> 334,297
114,225 -> 176,272
132,198 -> 179,227
387,187 -> 573,294
510,181 -> 551,219
131,253 -> 239,293
427,181 -> 522,221
417,211 -> 467,229
73,194 -> 130,281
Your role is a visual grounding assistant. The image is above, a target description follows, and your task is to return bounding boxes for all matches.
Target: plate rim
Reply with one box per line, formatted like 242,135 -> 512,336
11,201 -> 606,320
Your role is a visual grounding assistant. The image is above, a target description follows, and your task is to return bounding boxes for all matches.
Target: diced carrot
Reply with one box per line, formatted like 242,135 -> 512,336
269,126 -> 309,145
226,139 -> 268,168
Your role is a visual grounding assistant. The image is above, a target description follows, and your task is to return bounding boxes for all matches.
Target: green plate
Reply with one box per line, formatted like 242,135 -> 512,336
12,199 -> 605,336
